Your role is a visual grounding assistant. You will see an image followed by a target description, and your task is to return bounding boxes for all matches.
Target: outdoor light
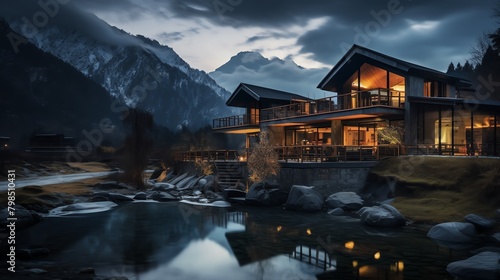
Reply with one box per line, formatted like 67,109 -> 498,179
306,229 -> 312,235
374,252 -> 381,260
276,226 -> 282,232
352,260 -> 358,268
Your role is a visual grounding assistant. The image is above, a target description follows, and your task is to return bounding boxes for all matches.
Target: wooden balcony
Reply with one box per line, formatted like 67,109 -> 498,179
261,88 -> 405,122
212,114 -> 259,131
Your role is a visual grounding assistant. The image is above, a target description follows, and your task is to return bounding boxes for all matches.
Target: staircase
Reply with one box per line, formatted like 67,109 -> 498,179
215,161 -> 246,189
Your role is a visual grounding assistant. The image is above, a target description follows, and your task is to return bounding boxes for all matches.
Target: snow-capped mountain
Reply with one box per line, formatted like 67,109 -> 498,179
2,3 -> 232,130
210,51 -> 330,99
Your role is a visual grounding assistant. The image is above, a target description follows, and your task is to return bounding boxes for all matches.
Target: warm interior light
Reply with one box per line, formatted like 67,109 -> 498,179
352,260 -> 358,268
306,229 -> 312,235
374,252 -> 381,260
276,226 -> 282,232
344,241 -> 355,250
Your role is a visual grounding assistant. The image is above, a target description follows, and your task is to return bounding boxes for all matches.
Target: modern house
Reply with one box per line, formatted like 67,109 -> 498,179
213,45 -> 500,160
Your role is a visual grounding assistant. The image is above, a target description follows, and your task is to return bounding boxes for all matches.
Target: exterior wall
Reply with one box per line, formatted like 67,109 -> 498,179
404,75 -> 424,145
331,120 -> 343,145
406,76 -> 424,97
278,162 -> 376,197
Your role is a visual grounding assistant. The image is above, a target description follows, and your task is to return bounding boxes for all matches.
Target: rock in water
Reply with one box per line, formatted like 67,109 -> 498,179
464,214 -> 497,230
325,192 -> 364,211
327,208 -> 345,216
427,222 -> 476,243
245,181 -> 284,206
285,185 -> 324,212
133,192 -> 147,200
447,252 -> 500,280
358,204 -> 406,227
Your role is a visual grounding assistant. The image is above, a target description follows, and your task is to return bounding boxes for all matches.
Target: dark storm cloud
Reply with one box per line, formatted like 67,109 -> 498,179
246,31 -> 297,44
70,0 -> 498,70
296,1 -> 497,69
7,0 -> 496,71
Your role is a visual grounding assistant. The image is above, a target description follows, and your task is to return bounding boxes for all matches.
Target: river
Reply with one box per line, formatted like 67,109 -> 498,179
16,201 -> 477,279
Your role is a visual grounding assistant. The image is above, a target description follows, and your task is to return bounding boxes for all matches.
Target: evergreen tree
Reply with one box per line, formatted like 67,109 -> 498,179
455,62 -> 463,72
446,62 -> 455,74
463,60 -> 474,74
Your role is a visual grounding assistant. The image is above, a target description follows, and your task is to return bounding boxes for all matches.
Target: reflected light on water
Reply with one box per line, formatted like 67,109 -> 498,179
306,229 -> 312,235
391,261 -> 405,272
374,252 -> 381,260
344,241 -> 355,250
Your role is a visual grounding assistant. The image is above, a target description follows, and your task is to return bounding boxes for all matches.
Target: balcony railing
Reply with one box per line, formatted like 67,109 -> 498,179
261,88 -> 405,121
174,150 -> 239,162
174,143 -> 496,163
213,114 -> 259,129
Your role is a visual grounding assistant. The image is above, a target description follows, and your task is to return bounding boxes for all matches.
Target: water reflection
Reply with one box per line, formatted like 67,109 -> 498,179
17,202 -> 474,279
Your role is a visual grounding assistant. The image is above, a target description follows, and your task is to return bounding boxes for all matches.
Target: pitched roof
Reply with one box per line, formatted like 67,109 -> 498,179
317,44 -> 472,90
226,83 -> 310,107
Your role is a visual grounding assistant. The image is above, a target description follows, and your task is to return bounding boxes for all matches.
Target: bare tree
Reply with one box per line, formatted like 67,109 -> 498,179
470,32 -> 492,66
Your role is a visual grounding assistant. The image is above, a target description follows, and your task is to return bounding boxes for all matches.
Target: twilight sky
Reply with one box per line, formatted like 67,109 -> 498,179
71,0 -> 499,73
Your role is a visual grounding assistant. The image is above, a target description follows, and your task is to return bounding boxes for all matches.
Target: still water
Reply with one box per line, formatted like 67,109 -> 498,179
18,202 -> 471,279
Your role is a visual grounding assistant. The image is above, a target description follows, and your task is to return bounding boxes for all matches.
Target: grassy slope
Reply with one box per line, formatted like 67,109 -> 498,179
369,156 -> 500,223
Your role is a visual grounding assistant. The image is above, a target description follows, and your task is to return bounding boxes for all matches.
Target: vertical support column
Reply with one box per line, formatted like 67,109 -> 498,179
451,106 -> 455,156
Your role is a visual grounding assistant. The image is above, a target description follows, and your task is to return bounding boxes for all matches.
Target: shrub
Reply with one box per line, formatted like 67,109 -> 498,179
247,131 -> 280,183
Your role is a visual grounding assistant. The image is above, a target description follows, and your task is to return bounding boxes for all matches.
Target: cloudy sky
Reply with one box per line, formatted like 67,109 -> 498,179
71,0 -> 498,73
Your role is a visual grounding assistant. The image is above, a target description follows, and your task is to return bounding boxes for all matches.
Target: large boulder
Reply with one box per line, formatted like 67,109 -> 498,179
358,204 -> 406,227
245,181 -> 287,206
325,192 -> 364,211
427,222 -> 476,243
152,182 -> 176,192
285,185 -> 324,212
447,252 -> 500,280
464,214 -> 497,230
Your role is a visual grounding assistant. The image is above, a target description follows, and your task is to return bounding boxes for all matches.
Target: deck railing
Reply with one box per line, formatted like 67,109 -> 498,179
174,143 -> 495,162
261,88 -> 405,121
174,150 -> 239,162
213,114 -> 259,129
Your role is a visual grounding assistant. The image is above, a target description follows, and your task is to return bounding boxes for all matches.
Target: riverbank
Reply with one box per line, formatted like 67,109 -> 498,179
366,156 -> 500,224
1,157 -> 499,224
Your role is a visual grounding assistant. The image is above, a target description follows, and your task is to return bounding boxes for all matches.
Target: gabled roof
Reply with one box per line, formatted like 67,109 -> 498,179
226,83 -> 310,107
318,44 -> 472,91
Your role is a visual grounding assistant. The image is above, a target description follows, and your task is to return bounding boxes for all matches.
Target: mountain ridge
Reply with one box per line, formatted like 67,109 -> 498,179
2,2 -> 234,130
